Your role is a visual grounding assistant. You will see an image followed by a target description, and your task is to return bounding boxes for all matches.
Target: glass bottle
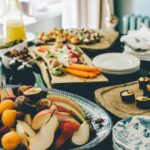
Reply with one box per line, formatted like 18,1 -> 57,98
6,0 -> 26,42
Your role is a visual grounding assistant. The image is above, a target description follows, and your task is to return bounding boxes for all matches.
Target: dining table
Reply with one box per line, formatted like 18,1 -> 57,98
0,35 -> 150,150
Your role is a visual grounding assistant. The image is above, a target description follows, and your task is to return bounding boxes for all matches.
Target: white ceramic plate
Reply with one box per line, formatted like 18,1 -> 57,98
102,66 -> 140,75
93,53 -> 140,72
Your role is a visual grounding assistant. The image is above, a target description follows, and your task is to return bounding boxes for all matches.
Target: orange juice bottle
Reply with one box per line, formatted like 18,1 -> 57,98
6,0 -> 26,42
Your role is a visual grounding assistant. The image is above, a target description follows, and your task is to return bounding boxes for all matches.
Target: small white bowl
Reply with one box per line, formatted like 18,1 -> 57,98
0,41 -> 27,57
1,41 -> 28,69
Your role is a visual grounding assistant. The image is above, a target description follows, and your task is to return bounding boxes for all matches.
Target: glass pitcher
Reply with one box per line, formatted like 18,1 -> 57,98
6,0 -> 26,42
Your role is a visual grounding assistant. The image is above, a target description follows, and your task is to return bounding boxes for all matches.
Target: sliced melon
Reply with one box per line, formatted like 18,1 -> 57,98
71,121 -> 90,146
54,102 -> 85,122
47,94 -> 86,118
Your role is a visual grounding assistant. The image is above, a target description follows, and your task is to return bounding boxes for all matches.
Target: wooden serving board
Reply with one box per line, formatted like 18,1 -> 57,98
39,30 -> 118,51
78,30 -> 119,51
30,46 -> 108,85
95,81 -> 150,118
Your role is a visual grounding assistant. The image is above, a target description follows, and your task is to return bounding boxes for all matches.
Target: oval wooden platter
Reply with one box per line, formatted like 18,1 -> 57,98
95,81 -> 150,118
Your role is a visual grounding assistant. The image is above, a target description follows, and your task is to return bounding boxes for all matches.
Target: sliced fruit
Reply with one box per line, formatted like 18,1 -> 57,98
18,85 -> 32,95
47,94 -> 86,118
49,103 -> 57,112
16,122 -> 28,146
32,109 -> 79,130
71,121 -> 90,146
1,131 -> 21,150
23,87 -> 42,103
54,102 -> 85,122
2,110 -> 17,127
54,121 -> 80,149
53,111 -> 80,124
32,109 -> 53,130
24,114 -> 32,126
0,100 -> 16,114
17,121 -> 36,138
29,116 -> 59,150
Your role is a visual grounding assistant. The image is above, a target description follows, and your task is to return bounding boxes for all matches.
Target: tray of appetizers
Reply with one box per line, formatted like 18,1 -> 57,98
35,28 -> 119,51
30,44 -> 108,85
95,79 -> 150,118
0,41 -> 108,87
0,85 -> 112,150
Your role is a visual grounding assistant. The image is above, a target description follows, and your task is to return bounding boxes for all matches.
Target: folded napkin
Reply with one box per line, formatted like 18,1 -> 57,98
121,25 -> 150,51
121,25 -> 150,61
124,45 -> 150,61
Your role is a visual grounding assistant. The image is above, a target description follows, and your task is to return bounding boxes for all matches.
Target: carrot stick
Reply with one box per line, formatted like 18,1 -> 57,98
68,64 -> 101,72
64,68 -> 97,78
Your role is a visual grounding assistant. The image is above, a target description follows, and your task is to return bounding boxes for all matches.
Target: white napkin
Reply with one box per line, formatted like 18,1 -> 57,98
124,45 -> 150,61
121,26 -> 150,51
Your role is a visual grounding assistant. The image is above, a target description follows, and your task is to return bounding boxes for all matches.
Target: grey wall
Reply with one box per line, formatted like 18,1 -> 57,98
115,0 -> 150,33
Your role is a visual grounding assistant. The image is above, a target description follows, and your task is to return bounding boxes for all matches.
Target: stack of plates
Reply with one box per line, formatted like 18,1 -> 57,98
113,116 -> 150,150
93,53 -> 140,75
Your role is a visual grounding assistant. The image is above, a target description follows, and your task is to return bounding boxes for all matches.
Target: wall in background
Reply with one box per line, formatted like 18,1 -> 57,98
115,0 -> 150,33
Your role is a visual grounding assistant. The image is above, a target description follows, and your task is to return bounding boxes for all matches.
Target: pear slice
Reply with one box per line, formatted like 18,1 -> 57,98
29,116 -> 59,150
71,121 -> 90,146
16,122 -> 28,146
32,109 -> 52,130
25,114 -> 32,126
17,121 -> 36,138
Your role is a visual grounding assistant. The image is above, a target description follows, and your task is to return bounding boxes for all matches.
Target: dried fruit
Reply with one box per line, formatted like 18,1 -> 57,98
0,100 -> 16,114
1,131 -> 21,150
2,110 -> 17,127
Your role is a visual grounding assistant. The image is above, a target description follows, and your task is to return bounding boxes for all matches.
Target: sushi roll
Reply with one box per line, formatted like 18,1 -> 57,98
136,96 -> 150,109
120,90 -> 135,104
144,84 -> 150,97
138,77 -> 150,90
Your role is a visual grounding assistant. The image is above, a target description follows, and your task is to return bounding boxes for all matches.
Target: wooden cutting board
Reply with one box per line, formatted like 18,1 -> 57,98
30,46 -> 108,85
78,30 -> 119,51
37,30 -> 118,51
95,81 -> 150,118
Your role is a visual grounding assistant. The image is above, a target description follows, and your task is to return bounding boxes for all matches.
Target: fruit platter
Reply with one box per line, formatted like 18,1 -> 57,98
0,85 -> 112,150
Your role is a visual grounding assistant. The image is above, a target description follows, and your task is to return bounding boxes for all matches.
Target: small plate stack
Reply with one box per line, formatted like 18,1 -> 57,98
112,116 -> 150,150
93,53 -> 140,75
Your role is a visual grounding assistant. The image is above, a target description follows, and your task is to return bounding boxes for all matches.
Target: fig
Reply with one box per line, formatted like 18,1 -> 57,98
23,87 -> 42,103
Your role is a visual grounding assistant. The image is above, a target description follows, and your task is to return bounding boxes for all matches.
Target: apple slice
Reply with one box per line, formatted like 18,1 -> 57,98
71,121 -> 90,146
29,116 -> 59,150
32,109 -> 52,130
17,121 -> 36,138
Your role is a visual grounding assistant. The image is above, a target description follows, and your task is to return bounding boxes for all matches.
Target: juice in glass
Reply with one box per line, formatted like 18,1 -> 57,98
6,20 -> 26,42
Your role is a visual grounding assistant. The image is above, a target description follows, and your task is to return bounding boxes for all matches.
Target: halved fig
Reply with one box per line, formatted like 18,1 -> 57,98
23,87 -> 42,103
18,85 -> 32,96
